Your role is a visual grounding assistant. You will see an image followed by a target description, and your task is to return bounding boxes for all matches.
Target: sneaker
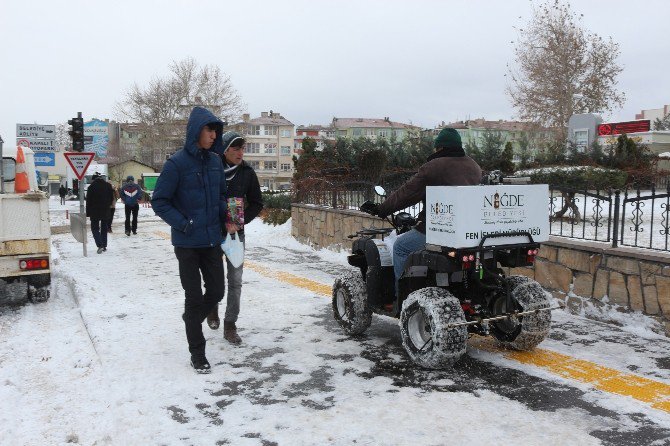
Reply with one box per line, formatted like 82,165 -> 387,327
103,247 -> 107,252
132,231 -> 137,235
223,322 -> 242,345
96,247 -> 103,254
190,356 -> 211,374
125,230 -> 131,236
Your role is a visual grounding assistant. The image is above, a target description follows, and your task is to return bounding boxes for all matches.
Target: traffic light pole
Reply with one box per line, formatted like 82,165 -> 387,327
76,112 -> 87,257
0,135 -> 5,194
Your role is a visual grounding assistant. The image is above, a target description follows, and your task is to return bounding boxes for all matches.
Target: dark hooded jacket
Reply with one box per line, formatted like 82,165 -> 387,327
120,181 -> 143,206
213,132 -> 264,228
86,177 -> 114,220
151,107 -> 227,248
377,147 -> 482,233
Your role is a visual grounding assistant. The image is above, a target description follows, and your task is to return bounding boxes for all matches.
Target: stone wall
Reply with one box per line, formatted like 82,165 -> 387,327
291,204 -> 670,334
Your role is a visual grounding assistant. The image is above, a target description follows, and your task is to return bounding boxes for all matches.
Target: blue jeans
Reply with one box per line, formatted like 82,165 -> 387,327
90,218 -> 108,248
393,229 -> 426,296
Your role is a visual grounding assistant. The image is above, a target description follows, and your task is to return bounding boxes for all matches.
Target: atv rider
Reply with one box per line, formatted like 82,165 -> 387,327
367,128 -> 482,296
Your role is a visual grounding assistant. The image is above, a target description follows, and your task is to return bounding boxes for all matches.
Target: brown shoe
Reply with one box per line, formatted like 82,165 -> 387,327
223,321 -> 242,345
206,307 -> 220,330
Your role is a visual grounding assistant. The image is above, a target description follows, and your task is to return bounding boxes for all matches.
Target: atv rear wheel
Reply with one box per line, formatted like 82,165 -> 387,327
400,287 -> 467,369
332,270 -> 372,335
494,275 -> 551,351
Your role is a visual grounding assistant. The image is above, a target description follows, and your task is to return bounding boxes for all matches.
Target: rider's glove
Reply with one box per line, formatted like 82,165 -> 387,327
360,200 -> 379,216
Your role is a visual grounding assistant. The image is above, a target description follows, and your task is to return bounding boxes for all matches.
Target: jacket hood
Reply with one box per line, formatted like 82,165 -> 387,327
185,107 -> 224,156
217,131 -> 245,155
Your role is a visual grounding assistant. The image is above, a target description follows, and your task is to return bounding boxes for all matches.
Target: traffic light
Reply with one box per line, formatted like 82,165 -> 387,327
68,114 -> 84,152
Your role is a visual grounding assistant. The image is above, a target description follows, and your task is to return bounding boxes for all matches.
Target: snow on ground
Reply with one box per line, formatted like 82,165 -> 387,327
0,201 -> 669,444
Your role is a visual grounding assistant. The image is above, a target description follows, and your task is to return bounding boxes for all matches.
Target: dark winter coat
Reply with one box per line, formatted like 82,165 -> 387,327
59,185 -> 67,198
213,133 -> 264,228
85,178 -> 114,221
151,107 -> 227,248
120,182 -> 143,207
377,147 -> 482,233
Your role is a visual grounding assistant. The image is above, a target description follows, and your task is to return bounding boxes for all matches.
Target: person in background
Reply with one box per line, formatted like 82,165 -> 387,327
85,173 -> 114,254
120,175 -> 143,236
107,181 -> 119,233
151,106 -> 228,374
207,131 -> 264,344
58,183 -> 67,205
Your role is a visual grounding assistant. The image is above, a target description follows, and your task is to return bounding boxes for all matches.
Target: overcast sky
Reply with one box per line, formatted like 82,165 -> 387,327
1,0 -> 668,145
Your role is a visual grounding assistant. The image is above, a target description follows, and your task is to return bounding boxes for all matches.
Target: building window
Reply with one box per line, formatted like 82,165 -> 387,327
573,129 -> 589,152
338,130 -> 347,137
392,130 -> 403,139
265,161 -> 277,170
281,163 -> 292,171
264,126 -> 277,136
264,143 -> 277,154
379,129 -> 388,138
249,125 -> 261,135
280,146 -> 291,155
325,131 -> 335,138
352,129 -> 362,137
366,129 -> 375,137
248,161 -> 260,169
246,142 -> 260,153
281,129 -> 290,137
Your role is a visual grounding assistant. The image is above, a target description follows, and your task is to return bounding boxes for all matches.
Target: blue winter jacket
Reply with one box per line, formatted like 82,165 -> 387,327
151,107 -> 227,248
120,182 -> 143,206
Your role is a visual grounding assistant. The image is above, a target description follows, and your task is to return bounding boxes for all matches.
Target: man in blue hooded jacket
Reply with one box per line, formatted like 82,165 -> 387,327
152,106 -> 228,374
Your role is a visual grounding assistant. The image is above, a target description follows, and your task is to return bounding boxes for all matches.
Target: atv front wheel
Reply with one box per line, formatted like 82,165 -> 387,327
332,270 -> 372,335
494,275 -> 551,351
400,287 -> 467,369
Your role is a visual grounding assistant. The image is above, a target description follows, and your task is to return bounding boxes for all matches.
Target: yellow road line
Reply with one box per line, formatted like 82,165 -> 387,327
153,229 -> 670,413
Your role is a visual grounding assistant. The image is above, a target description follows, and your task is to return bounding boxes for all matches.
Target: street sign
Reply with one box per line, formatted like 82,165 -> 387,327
64,152 -> 95,180
16,137 -> 55,151
16,124 -> 56,139
34,153 -> 56,167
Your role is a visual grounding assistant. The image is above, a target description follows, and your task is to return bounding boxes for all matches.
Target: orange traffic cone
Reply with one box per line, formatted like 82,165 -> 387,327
14,146 -> 30,193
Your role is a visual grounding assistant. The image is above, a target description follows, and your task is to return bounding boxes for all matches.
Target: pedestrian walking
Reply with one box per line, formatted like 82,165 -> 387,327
207,131 -> 263,344
85,173 -> 114,254
121,175 -> 143,236
152,106 -> 228,374
107,181 -> 119,233
58,184 -> 67,205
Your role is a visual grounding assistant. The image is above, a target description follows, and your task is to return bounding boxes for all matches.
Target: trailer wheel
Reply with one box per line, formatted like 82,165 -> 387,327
332,270 -> 372,335
494,275 -> 551,351
400,287 -> 467,369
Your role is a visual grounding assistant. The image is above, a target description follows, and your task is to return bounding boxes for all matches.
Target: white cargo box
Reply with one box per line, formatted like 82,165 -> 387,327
425,184 -> 549,249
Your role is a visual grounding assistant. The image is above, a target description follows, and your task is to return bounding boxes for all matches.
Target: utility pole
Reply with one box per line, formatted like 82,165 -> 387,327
0,135 -> 4,194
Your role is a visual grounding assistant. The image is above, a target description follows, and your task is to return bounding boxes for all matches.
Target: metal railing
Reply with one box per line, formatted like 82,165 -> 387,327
297,176 -> 670,252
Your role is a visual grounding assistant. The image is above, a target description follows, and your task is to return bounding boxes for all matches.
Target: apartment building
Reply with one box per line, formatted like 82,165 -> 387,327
232,111 -> 295,190
331,117 -> 419,140
440,119 -> 554,163
294,125 -> 336,154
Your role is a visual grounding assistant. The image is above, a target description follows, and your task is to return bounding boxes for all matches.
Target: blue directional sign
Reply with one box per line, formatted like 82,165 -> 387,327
34,152 -> 56,167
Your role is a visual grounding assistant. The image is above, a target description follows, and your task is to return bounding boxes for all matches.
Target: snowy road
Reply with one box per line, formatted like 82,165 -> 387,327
1,203 -> 670,445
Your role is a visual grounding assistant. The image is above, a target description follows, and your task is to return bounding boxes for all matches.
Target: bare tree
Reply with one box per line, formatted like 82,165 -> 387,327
506,0 -> 625,139
114,58 -> 245,168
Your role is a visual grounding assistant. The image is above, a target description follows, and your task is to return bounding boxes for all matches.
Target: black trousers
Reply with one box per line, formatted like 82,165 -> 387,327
174,246 -> 225,357
108,207 -> 116,230
125,204 -> 139,233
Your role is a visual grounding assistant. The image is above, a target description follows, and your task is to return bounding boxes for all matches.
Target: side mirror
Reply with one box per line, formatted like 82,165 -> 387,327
374,185 -> 386,197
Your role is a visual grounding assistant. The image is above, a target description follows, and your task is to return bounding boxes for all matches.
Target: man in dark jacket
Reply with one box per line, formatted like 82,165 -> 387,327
207,131 -> 263,344
58,184 -> 67,205
152,107 -> 228,374
374,128 -> 482,297
120,175 -> 143,236
85,173 -> 114,254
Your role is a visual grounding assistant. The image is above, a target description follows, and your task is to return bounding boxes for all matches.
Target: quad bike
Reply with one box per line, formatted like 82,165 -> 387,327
332,184 -> 557,369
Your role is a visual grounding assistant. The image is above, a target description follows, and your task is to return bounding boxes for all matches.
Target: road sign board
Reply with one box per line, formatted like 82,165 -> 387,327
16,124 -> 56,139
64,152 -> 95,180
16,137 -> 55,151
34,152 -> 56,167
